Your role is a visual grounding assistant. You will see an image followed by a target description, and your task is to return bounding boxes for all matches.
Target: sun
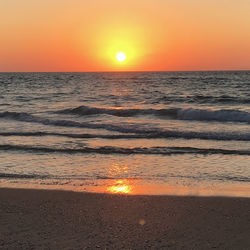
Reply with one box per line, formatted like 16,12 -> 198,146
116,52 -> 126,62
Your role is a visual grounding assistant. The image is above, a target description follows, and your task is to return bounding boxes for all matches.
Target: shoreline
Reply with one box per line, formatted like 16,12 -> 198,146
1,178 -> 250,198
1,187 -> 250,249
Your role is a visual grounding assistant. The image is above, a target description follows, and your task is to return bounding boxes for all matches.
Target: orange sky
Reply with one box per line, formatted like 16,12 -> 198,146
1,0 -> 250,72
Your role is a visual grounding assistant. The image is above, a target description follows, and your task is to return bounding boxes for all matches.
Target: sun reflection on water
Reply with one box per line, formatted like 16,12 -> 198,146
108,163 -> 129,176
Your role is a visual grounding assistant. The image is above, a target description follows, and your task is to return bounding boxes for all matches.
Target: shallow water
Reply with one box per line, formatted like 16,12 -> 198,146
0,71 -> 250,196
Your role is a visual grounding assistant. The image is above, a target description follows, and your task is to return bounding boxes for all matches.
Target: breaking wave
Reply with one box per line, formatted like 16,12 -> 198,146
58,105 -> 250,123
2,108 -> 250,125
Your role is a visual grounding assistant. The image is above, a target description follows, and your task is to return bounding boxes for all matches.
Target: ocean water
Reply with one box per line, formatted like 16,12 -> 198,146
0,71 -> 250,196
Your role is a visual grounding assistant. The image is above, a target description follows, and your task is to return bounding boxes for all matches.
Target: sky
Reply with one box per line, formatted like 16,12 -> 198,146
1,0 -> 250,72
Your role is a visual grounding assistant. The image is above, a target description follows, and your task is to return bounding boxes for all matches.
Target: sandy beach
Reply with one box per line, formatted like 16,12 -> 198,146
0,188 -> 249,249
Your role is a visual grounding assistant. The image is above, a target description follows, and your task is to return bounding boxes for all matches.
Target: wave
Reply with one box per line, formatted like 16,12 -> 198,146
0,173 -> 49,179
1,110 -> 250,141
1,144 -> 250,156
1,130 -> 250,141
1,172 -> 249,183
0,111 -> 153,133
177,108 -> 250,123
159,95 -> 250,105
1,108 -> 250,141
57,105 -> 250,123
58,105 -> 171,117
156,173 -> 250,183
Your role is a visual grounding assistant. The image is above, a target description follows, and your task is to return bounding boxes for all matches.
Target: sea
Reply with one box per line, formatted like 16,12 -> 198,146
0,71 -> 250,196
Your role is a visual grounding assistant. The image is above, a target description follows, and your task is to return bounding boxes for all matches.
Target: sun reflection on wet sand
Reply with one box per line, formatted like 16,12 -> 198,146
106,162 -> 134,194
107,179 -> 133,194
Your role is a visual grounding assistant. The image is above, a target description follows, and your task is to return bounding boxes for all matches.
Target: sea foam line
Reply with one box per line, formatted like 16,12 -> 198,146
0,172 -> 249,183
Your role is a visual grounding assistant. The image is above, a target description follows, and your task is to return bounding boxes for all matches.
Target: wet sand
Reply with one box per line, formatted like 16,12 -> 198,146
0,188 -> 249,249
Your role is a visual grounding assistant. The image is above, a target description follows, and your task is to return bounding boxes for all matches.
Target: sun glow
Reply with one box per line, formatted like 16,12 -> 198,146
91,24 -> 147,70
116,52 -> 126,62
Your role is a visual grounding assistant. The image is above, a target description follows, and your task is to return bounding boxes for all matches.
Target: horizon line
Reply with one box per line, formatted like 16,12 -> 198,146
0,69 -> 250,73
